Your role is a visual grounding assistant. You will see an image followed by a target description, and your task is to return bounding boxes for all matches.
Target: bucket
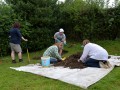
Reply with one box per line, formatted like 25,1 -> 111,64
41,56 -> 50,67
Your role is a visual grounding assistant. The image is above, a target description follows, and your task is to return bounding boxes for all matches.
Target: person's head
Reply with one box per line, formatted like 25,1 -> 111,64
54,42 -> 63,49
82,39 -> 90,46
13,22 -> 20,29
59,28 -> 64,35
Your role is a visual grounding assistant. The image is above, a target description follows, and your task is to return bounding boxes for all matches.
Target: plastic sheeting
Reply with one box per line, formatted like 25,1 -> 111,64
10,56 -> 120,89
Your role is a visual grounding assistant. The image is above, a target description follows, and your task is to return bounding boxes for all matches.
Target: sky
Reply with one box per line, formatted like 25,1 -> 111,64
58,0 -> 65,2
58,0 -> 114,3
58,0 -> 116,7
0,0 -> 116,7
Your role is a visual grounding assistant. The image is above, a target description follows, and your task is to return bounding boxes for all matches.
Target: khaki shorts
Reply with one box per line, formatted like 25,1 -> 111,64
10,43 -> 22,53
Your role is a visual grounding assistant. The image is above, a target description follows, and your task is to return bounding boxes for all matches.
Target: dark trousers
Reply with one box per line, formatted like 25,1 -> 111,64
85,58 -> 100,68
50,57 -> 57,64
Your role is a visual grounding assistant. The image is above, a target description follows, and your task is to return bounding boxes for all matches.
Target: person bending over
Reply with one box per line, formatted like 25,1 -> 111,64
54,28 -> 66,55
78,39 -> 111,68
43,42 -> 63,64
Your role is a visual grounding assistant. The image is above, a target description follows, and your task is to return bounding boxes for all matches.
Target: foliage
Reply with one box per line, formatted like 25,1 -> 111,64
1,0 -> 59,55
58,0 -> 120,40
0,4 -> 16,55
1,0 -> 120,55
6,0 -> 59,47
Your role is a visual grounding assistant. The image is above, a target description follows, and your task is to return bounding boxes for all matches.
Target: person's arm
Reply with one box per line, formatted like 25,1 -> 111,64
17,30 -> 28,41
54,47 -> 62,60
21,37 -> 28,41
62,34 -> 66,44
16,29 -> 22,38
78,46 -> 89,63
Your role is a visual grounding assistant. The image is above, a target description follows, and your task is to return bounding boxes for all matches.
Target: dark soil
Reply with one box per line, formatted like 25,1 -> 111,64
54,52 -> 87,69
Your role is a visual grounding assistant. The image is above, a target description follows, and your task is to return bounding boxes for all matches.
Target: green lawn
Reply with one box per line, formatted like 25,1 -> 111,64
0,40 -> 120,90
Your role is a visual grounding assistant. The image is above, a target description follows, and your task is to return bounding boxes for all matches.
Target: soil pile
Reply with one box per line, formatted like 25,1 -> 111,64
54,52 -> 86,69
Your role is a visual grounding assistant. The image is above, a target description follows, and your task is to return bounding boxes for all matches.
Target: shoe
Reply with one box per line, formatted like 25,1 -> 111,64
99,61 -> 112,69
19,59 -> 23,62
12,60 -> 16,63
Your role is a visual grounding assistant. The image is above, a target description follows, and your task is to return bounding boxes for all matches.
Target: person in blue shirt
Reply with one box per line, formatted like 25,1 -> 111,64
9,22 -> 28,63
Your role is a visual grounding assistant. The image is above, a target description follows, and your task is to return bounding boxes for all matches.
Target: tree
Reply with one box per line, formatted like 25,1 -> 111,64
5,0 -> 60,52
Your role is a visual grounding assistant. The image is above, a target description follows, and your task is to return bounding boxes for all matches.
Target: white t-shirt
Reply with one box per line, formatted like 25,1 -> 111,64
80,43 -> 108,62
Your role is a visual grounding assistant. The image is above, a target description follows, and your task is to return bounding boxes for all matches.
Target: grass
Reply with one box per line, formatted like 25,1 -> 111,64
0,40 -> 120,90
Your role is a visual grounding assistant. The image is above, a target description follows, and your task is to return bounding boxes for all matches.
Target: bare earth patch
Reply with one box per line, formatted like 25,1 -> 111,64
54,52 -> 86,69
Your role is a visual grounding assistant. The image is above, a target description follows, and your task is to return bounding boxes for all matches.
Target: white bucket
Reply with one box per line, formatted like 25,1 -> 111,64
41,56 -> 50,67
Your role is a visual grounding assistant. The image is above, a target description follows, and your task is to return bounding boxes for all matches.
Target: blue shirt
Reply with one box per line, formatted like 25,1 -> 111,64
9,28 -> 22,44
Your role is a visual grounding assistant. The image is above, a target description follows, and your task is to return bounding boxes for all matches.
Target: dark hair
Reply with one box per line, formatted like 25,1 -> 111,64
13,22 -> 20,28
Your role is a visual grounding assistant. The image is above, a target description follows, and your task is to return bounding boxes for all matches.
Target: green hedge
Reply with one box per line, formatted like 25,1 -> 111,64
1,0 -> 120,56
0,2 -> 55,56
0,25 -> 54,55
58,0 -> 120,41
21,28 -> 54,52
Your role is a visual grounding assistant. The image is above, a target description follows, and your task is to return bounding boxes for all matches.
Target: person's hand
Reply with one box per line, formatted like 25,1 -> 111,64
22,37 -> 28,42
78,59 -> 84,64
78,59 -> 80,62
24,39 -> 28,42
78,59 -> 82,62
64,41 -> 66,45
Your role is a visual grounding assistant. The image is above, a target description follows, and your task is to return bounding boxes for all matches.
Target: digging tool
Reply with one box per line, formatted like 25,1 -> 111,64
26,42 -> 30,63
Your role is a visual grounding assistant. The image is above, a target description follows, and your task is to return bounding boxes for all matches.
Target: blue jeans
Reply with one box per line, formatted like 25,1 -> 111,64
84,58 -> 100,68
50,57 -> 57,64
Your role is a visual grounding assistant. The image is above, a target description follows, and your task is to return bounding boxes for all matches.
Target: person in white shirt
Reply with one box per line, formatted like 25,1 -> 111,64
78,39 -> 109,68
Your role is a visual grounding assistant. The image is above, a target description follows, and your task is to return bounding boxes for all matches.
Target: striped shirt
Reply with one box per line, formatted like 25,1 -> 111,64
43,45 -> 62,60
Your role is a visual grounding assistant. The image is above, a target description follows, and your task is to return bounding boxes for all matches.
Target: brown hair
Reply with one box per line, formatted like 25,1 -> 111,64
54,42 -> 63,47
13,22 -> 20,28
82,39 -> 90,46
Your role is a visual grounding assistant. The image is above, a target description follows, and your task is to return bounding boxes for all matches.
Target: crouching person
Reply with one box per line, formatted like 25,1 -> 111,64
78,39 -> 111,68
43,42 -> 63,64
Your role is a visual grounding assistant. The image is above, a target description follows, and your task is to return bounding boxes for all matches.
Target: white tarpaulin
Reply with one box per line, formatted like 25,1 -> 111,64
10,56 -> 120,89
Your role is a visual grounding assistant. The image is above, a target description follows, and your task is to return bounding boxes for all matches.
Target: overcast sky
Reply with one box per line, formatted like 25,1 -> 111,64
0,0 -> 116,7
58,0 -> 115,7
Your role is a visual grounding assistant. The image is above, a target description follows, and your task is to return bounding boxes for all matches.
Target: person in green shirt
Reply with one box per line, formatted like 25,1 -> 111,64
43,42 -> 63,64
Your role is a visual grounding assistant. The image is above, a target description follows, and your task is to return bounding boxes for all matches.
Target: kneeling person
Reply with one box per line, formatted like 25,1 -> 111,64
43,42 -> 63,64
78,39 -> 111,68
